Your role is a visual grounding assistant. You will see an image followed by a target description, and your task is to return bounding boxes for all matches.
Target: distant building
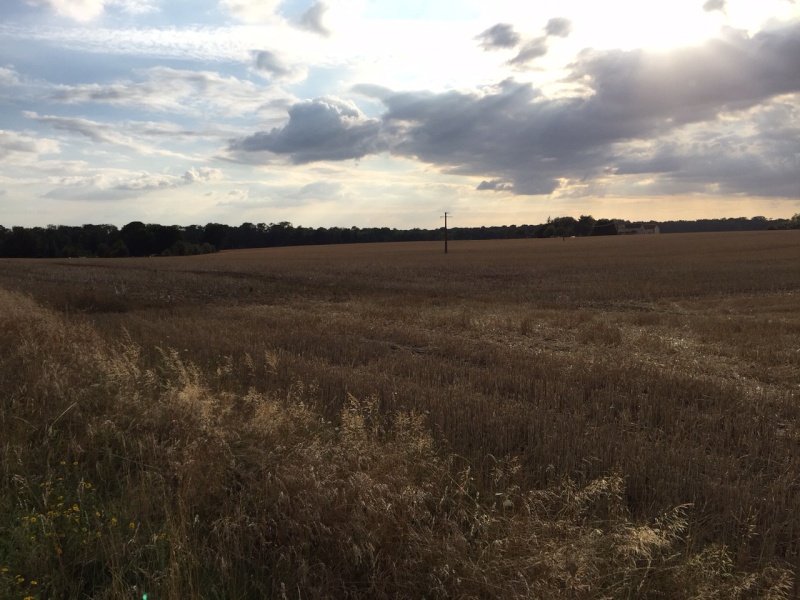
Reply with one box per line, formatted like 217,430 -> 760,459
615,222 -> 660,235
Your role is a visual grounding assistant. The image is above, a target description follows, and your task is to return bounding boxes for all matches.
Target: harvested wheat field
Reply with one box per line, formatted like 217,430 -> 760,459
2,230 -> 800,599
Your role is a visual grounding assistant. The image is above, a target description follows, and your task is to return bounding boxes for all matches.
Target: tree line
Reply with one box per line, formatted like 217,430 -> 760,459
0,215 -> 795,258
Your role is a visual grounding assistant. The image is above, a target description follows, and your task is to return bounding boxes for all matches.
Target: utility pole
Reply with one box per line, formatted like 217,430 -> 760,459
441,212 -> 450,254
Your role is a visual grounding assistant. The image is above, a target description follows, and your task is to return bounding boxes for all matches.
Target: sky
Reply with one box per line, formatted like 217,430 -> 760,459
0,0 -> 799,229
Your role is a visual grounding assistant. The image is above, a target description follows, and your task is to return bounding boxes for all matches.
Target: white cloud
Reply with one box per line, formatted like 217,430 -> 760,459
27,0 -> 106,21
25,0 -> 158,22
290,180 -> 342,200
41,164 -> 224,201
703,0 -> 727,13
50,67 -> 295,119
251,49 -> 307,82
219,0 -> 282,24
0,66 -> 22,86
183,166 -> 223,183
0,130 -> 60,163
22,111 -> 231,159
297,1 -> 330,36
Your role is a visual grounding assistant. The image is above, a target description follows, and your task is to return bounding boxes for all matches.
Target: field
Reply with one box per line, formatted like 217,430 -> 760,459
2,231 -> 800,598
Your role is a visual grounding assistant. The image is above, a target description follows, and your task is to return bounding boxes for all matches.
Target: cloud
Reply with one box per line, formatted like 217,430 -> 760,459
505,18 -> 571,67
253,50 -> 291,78
0,66 -> 22,86
477,179 -> 513,192
23,112 -> 215,158
229,97 -> 385,163
26,0 -> 105,21
25,0 -> 157,21
0,130 -> 60,163
215,188 -> 252,206
182,166 -> 223,183
42,165 -> 223,201
290,181 -> 342,199
316,23 -> 800,198
702,0 -> 726,13
252,50 -> 305,81
297,1 -> 330,36
544,17 -> 572,38
50,66 -> 293,118
508,37 -> 549,66
0,23 -> 256,62
25,111 -> 135,145
476,23 -> 520,50
219,0 -> 281,23
112,172 -> 184,191
569,25 -> 800,125
609,99 -> 800,197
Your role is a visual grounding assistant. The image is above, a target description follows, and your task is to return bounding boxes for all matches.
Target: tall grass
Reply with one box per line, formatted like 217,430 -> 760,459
2,232 -> 800,597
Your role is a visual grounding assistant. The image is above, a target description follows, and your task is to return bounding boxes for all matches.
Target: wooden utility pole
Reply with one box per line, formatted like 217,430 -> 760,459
442,212 -> 450,254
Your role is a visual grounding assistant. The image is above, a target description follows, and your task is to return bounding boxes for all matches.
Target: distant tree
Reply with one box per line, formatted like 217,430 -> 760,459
591,219 -> 618,236
576,215 -> 596,236
551,216 -> 577,237
121,221 -> 152,256
230,222 -> 262,248
149,224 -> 182,253
110,239 -> 130,258
203,223 -> 230,249
183,225 -> 205,245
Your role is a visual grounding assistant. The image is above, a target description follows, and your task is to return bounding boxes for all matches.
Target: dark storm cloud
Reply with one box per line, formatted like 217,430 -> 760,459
544,17 -> 572,38
232,22 -> 800,197
297,1 -> 330,36
228,97 -> 385,163
476,23 -> 521,50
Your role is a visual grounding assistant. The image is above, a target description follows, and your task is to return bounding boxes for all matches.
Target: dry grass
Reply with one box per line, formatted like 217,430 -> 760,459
2,231 -> 800,598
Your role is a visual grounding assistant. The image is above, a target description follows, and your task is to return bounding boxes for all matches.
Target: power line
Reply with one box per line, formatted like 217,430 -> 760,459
441,212 -> 451,254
